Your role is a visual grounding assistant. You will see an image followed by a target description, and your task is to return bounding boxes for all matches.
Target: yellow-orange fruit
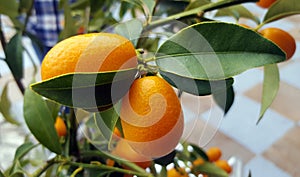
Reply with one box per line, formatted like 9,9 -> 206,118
120,76 -> 184,158
41,33 -> 137,80
215,160 -> 232,174
206,147 -> 222,162
260,27 -> 296,60
256,0 -> 276,8
54,116 -> 67,137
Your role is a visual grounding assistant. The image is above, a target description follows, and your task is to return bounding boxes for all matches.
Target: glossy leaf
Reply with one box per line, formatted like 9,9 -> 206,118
263,0 -> 300,24
156,22 -> 286,80
192,162 -> 228,177
160,71 -> 234,96
94,103 -> 120,147
114,19 -> 143,46
215,5 -> 260,24
213,85 -> 235,114
24,88 -> 62,154
13,142 -> 36,161
5,32 -> 23,80
31,69 -> 137,110
0,83 -> 20,125
257,64 -> 279,124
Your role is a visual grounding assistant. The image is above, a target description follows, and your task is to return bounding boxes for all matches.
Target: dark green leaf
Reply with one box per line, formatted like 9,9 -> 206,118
189,143 -> 209,161
30,69 -> 137,110
160,71 -> 234,96
192,162 -> 228,177
24,88 -> 62,154
5,32 -> 23,80
0,83 -> 20,125
13,142 -> 36,162
94,103 -> 121,148
215,5 -> 260,24
156,22 -> 285,80
213,85 -> 235,114
257,64 -> 279,124
263,0 -> 300,24
0,169 -> 4,177
114,19 -> 143,46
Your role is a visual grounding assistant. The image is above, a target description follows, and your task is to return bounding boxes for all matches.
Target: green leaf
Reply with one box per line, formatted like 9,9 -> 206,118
94,103 -> 120,149
13,142 -> 36,162
257,64 -> 279,124
19,0 -> 33,13
5,32 -> 23,80
213,85 -> 235,114
160,71 -> 234,96
0,83 -> 20,125
263,0 -> 300,24
156,22 -> 286,80
59,0 -> 77,39
121,0 -> 155,17
0,0 -> 19,19
114,19 -> 143,47
189,143 -> 209,161
0,169 -> 4,177
215,5 -> 260,24
30,69 -> 137,110
192,162 -> 228,177
8,160 -> 25,177
23,88 -> 62,154
186,0 -> 210,10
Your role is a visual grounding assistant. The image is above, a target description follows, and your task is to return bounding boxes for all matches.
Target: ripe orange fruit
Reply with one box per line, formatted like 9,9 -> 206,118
192,158 -> 205,166
256,0 -> 276,8
260,27 -> 296,60
54,116 -> 67,137
41,33 -> 137,80
111,139 -> 152,169
214,160 -> 232,174
206,147 -> 222,162
167,168 -> 188,177
120,76 -> 184,158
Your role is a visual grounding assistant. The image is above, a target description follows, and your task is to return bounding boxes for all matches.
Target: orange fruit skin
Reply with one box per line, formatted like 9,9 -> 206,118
120,76 -> 184,158
192,158 -> 205,166
112,139 -> 152,169
41,33 -> 137,80
167,168 -> 188,177
214,160 -> 232,174
260,27 -> 296,60
54,116 -> 67,137
256,0 -> 276,8
206,147 -> 222,162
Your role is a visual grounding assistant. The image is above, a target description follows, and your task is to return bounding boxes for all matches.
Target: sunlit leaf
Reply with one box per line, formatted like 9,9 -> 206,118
160,71 -> 234,96
263,0 -> 300,24
257,64 -> 279,124
31,69 -> 137,110
215,5 -> 260,24
192,162 -> 228,177
5,32 -> 23,80
24,88 -> 62,154
213,85 -> 235,114
0,83 -> 20,125
156,22 -> 285,80
114,19 -> 143,46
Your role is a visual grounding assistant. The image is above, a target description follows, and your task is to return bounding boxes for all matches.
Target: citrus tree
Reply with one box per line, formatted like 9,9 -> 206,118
0,0 -> 299,176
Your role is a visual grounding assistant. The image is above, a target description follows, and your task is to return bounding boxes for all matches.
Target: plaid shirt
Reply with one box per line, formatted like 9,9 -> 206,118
26,0 -> 64,48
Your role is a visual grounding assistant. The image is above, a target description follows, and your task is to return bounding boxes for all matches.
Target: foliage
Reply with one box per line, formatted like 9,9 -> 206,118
0,0 -> 299,176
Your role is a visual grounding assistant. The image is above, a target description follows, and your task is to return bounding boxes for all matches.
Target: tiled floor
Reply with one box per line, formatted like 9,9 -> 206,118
1,2 -> 300,177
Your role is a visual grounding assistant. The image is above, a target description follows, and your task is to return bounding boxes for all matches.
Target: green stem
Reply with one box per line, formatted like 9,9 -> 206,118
146,0 -> 258,30
81,151 -> 148,174
31,158 -> 57,177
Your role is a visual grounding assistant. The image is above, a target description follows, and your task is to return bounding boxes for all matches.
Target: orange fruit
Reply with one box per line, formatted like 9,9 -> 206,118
214,160 -> 232,174
112,139 -> 152,169
206,147 -> 222,162
192,158 -> 205,166
167,168 -> 188,177
256,0 -> 276,8
54,116 -> 67,137
41,33 -> 137,80
120,76 -> 184,158
260,27 -> 296,60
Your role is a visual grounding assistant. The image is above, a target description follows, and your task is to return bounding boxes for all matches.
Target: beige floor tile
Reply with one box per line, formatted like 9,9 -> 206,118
244,81 -> 300,121
263,125 -> 300,176
184,119 -> 255,164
